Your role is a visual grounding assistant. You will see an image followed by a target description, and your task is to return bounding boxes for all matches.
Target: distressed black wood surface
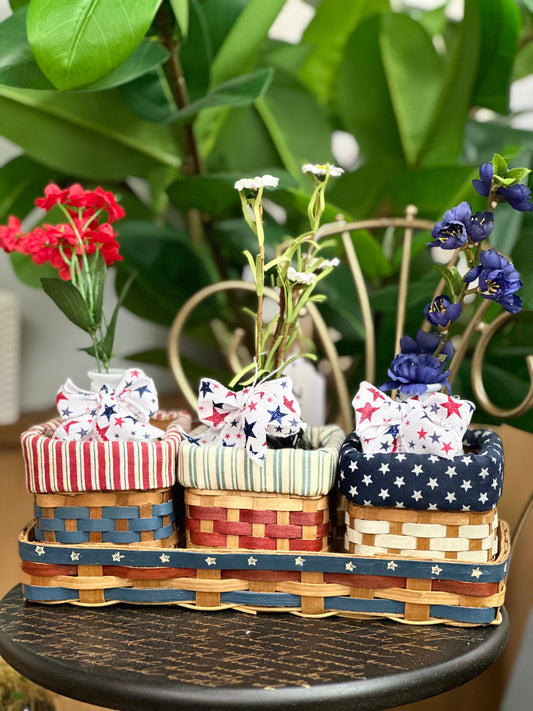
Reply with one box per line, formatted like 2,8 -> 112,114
0,586 -> 508,711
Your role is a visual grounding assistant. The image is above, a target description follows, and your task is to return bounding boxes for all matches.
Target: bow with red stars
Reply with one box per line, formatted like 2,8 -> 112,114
54,368 -> 163,442
196,376 -> 305,465
352,381 -> 474,459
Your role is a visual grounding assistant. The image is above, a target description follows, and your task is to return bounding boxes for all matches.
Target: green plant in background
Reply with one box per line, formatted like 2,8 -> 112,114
0,0 -> 532,428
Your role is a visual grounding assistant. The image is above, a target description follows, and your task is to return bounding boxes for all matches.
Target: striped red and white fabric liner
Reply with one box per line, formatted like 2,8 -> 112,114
22,413 -> 190,493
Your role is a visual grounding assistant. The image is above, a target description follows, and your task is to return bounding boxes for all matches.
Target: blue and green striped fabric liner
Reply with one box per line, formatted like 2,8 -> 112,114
177,425 -> 345,495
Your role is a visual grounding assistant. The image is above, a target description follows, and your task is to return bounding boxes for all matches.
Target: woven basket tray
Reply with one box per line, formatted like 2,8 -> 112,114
345,501 -> 499,563
19,519 -> 509,625
185,488 -> 332,552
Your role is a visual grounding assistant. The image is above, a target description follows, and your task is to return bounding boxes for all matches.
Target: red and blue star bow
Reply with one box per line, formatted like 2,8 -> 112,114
54,368 -> 163,442
197,376 -> 305,464
353,381 -> 475,459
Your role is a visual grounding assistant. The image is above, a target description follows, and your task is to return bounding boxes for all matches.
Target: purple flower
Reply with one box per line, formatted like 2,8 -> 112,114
429,201 -> 493,249
472,162 -> 493,196
380,352 -> 451,396
473,163 -> 533,212
424,296 -> 462,328
400,329 -> 454,361
464,249 -> 523,314
498,183 -> 533,212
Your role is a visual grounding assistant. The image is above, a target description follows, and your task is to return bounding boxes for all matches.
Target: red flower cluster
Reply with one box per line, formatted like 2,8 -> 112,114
0,183 -> 124,280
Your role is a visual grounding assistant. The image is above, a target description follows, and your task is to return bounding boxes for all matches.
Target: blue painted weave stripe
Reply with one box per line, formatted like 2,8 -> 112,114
23,585 -> 78,602
100,506 -> 139,519
220,591 -> 301,607
51,506 -> 91,519
37,530 -> 89,544
429,604 -> 496,624
101,531 -> 140,544
153,523 -> 175,540
36,519 -> 65,532
77,519 -> 115,532
105,588 -> 195,603
128,516 -> 164,532
152,501 -> 174,516
325,597 -> 405,614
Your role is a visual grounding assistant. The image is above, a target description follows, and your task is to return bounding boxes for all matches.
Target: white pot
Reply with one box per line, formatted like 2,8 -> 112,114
88,368 -> 126,392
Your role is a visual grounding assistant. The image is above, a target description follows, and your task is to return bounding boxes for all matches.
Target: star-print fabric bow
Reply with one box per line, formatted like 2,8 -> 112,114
353,381 -> 475,459
196,376 -> 305,465
54,368 -> 163,442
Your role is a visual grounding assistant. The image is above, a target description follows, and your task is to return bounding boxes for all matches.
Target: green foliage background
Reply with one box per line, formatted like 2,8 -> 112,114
1,0 -> 532,429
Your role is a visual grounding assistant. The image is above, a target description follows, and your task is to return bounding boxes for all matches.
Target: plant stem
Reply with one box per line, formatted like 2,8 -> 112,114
157,3 -> 205,246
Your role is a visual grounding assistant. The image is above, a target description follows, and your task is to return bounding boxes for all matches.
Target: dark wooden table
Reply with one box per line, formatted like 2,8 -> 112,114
0,585 -> 509,711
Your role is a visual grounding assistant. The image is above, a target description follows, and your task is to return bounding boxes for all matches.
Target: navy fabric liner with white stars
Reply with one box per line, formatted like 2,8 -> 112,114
337,428 -> 504,512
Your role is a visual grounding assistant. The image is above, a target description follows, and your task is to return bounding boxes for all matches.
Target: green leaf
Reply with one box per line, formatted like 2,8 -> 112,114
178,0 -> 212,102
492,152 -> 508,178
167,69 -> 274,124
80,40 -> 170,91
170,0 -> 189,37
298,0 -> 388,106
210,0 -> 286,85
9,251 -> 58,287
0,6 -> 54,90
119,67 -> 177,123
0,86 -> 181,180
417,0 -> 482,165
338,15 -> 405,165
472,0 -> 521,114
255,70 -> 334,181
9,0 -> 28,9
0,155 -> 54,222
99,269 -> 135,361
87,251 -> 106,326
115,220 -> 214,326
380,13 -> 445,167
513,39 -> 533,81
506,167 -> 531,183
433,263 -> 465,298
41,277 -> 95,330
27,0 -> 161,91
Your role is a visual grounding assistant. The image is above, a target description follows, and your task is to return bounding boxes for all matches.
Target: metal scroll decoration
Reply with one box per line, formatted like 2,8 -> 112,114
168,207 -> 533,426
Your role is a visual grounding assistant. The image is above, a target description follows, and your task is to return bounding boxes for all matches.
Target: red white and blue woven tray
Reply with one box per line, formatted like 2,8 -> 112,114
19,519 -> 509,626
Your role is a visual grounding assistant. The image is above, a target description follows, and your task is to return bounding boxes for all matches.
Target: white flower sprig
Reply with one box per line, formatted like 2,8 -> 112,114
232,164 -> 342,386
302,163 -> 344,178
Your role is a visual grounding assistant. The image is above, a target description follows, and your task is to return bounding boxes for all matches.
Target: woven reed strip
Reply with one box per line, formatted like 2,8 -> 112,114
347,502 -> 497,526
375,585 -> 506,609
34,488 -> 173,508
185,489 -> 329,512
195,569 -> 222,607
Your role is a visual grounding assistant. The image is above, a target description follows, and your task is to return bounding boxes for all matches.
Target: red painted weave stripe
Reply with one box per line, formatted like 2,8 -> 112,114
187,505 -> 229,521
289,538 -> 325,551
236,536 -> 277,550
103,566 -> 196,580
239,509 -> 278,524
221,570 -> 301,582
55,439 -> 65,491
22,561 -> 78,576
264,524 -> 305,539
189,530 -> 229,547
289,510 -> 325,525
324,573 -> 407,589
432,579 -> 498,597
213,520 -> 253,536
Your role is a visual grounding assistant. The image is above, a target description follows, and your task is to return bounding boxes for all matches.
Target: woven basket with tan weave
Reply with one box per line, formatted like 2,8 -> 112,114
185,489 -> 332,551
21,413 -> 190,549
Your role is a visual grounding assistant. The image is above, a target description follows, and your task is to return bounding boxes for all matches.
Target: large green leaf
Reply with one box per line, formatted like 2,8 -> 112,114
255,71 -> 334,181
0,155 -> 54,222
167,69 -> 273,123
379,13 -> 445,167
80,40 -> 170,91
201,0 -> 247,58
0,6 -> 53,89
178,0 -> 212,102
0,86 -> 181,180
170,0 -> 189,37
26,0 -> 161,91
115,220 -> 214,326
472,0 -> 521,114
337,15 -> 405,165
0,6 -> 169,92
298,0 -> 388,106
417,0 -> 481,165
41,277 -> 95,330
118,67 -> 177,123
210,0 -> 286,85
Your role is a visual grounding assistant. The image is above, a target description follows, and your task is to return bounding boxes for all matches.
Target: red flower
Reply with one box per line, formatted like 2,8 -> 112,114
35,183 -> 69,211
0,216 -> 25,252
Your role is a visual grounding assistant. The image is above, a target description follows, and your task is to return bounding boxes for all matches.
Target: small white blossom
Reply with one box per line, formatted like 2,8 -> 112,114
319,258 -> 341,269
234,175 -> 279,191
287,266 -> 316,285
301,163 -> 344,178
